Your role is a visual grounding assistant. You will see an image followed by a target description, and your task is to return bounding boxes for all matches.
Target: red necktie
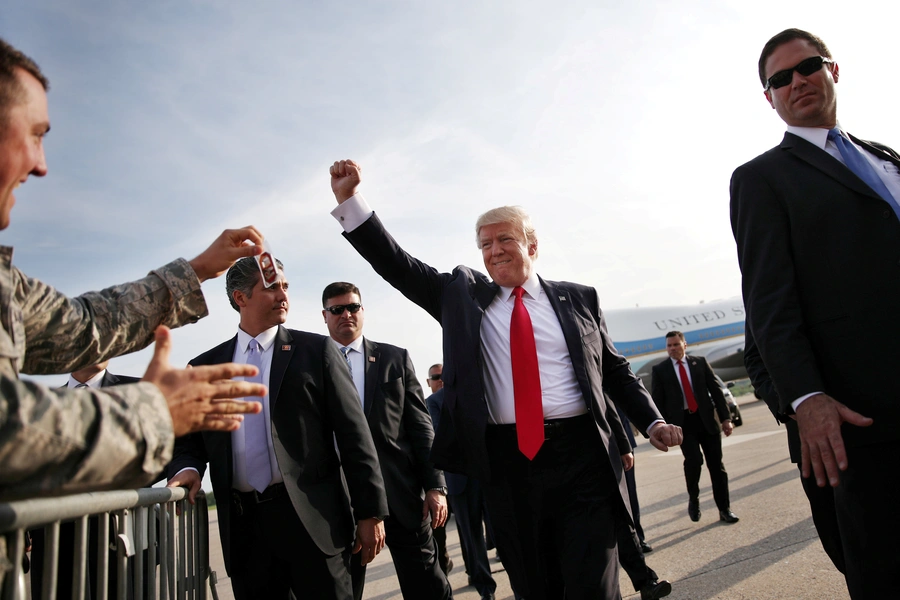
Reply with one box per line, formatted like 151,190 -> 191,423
678,360 -> 699,413
510,286 -> 544,459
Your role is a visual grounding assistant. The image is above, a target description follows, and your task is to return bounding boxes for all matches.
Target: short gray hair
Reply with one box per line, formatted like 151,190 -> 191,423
225,256 -> 283,312
474,206 -> 538,259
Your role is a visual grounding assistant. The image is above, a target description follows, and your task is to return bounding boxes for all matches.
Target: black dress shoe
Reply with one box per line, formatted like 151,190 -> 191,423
640,540 -> 653,553
688,498 -> 701,522
481,594 -> 496,600
719,510 -> 740,524
640,579 -> 672,600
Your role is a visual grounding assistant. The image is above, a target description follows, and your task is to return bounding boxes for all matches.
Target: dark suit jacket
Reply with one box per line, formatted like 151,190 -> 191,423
357,337 -> 444,530
426,389 -> 467,496
344,213 -> 662,521
166,326 -> 388,574
731,131 -> 900,448
651,356 -> 730,434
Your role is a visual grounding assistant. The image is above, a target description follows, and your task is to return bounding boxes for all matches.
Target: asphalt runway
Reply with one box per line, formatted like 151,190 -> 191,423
207,395 -> 850,599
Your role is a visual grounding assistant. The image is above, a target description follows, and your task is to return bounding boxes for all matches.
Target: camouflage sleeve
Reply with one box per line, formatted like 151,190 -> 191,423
17,258 -> 208,375
0,377 -> 173,501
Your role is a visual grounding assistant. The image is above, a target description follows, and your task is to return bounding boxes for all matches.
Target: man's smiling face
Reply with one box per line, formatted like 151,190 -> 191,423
479,221 -> 536,288
0,68 -> 50,230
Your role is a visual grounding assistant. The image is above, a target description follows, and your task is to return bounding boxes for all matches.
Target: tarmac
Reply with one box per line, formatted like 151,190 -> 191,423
206,395 -> 850,599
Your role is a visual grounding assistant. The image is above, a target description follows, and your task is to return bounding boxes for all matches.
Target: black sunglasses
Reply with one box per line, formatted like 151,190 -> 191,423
325,303 -> 362,315
428,374 -> 442,381
764,56 -> 832,91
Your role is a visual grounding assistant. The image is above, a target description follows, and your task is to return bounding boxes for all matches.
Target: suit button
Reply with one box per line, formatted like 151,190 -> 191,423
884,210 -> 892,219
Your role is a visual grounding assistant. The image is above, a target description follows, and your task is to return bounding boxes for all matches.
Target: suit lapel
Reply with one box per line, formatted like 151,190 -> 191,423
475,278 -> 499,311
101,371 -> 118,387
849,134 -> 900,168
782,132 -> 887,205
362,338 -> 379,417
269,326 -> 295,407
687,357 -> 705,407
541,278 -> 591,404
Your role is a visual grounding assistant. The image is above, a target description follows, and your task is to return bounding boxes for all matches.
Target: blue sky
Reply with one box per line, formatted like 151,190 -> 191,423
6,0 -> 900,388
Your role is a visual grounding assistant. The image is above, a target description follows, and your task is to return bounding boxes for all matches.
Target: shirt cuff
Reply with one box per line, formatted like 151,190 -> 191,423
330,193 -> 373,232
646,419 -> 665,434
791,392 -> 822,412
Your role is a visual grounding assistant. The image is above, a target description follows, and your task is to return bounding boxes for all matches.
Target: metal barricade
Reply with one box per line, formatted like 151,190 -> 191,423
0,487 -> 211,600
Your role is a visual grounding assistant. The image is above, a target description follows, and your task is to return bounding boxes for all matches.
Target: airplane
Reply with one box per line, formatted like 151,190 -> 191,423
604,296 -> 747,384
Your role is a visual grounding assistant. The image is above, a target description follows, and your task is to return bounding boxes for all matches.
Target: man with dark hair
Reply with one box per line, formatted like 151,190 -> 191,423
327,160 -> 683,600
731,27 -> 900,597
650,331 -> 737,524
167,260 -> 388,600
0,36 -> 266,500
321,281 -> 450,600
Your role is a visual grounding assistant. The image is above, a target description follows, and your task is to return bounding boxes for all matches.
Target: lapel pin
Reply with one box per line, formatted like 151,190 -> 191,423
559,296 -> 567,301
368,356 -> 376,362
282,345 -> 291,351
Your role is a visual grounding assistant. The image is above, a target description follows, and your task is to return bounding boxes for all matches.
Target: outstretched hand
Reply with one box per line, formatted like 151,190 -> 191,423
648,422 -> 683,451
189,226 -> 264,282
797,393 -> 873,487
330,159 -> 362,204
142,326 -> 264,437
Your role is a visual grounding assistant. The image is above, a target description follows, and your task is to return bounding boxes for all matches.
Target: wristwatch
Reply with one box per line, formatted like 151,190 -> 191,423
429,487 -> 448,496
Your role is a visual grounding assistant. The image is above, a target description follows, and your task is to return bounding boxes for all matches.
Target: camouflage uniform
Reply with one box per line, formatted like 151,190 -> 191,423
0,247 -> 208,500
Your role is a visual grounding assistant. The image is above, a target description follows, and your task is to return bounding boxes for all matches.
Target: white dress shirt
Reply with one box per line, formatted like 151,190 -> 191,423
231,325 -> 283,492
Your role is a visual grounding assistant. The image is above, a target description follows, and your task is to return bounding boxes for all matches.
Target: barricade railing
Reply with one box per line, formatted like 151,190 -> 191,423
0,487 -> 211,600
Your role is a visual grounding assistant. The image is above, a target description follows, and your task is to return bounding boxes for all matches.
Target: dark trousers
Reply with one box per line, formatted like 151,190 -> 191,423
229,486 -> 353,600
623,463 -> 645,542
783,420 -> 846,575
432,522 -> 451,574
831,443 -> 900,599
351,516 -> 450,600
615,520 -> 656,592
483,415 -> 621,600
449,479 -> 496,596
680,411 -> 730,511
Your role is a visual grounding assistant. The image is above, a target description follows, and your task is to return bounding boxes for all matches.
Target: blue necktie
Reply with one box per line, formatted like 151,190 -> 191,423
828,128 -> 900,220
340,346 -> 353,379
244,340 -> 272,492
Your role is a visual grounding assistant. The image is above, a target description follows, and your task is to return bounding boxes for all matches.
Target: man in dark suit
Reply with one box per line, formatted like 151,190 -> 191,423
427,381 -> 498,600
31,362 -> 141,600
166,259 -> 388,600
424,363 -> 454,577
743,330 -> 844,574
730,28 -> 900,598
327,159 -> 683,600
651,331 -> 737,524
321,281 -> 451,600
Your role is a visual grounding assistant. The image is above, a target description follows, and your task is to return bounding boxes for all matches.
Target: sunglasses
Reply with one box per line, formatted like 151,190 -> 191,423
324,303 -> 362,315
428,374 -> 442,381
764,56 -> 832,91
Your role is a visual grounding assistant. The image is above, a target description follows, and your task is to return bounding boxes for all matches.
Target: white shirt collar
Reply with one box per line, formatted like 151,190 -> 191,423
786,120 -> 843,150
68,369 -> 107,389
499,271 -> 542,302
237,325 -> 279,353
330,335 -> 364,353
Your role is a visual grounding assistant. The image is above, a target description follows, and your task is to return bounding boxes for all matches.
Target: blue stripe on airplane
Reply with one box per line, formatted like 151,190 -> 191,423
615,322 -> 746,358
